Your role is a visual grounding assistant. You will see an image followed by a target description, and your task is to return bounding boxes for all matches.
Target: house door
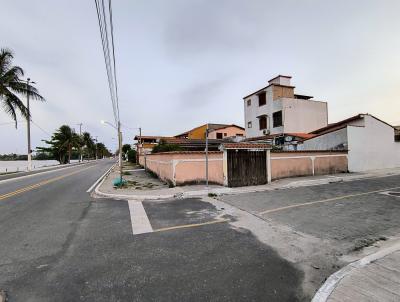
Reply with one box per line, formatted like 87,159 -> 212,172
227,149 -> 267,187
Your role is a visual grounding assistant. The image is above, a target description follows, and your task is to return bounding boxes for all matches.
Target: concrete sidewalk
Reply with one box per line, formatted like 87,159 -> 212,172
95,166 -> 400,200
313,241 -> 400,302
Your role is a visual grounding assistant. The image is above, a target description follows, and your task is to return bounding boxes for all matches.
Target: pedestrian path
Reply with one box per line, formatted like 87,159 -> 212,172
328,250 -> 400,301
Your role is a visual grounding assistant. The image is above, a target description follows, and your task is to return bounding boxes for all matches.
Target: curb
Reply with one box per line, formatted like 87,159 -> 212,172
311,241 -> 400,302
93,169 -> 400,201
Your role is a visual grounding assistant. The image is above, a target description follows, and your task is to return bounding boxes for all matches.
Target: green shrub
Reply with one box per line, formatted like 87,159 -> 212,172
127,149 -> 137,163
152,139 -> 182,154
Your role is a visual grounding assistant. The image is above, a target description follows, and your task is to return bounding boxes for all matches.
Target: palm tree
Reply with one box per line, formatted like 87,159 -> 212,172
49,125 -> 80,164
82,132 -> 95,159
0,48 -> 45,127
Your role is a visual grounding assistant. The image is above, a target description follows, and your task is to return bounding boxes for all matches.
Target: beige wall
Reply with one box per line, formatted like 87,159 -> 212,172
271,151 -> 348,180
139,152 -> 224,186
208,126 -> 245,139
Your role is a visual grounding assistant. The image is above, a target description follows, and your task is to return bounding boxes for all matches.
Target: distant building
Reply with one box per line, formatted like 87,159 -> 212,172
175,123 -> 245,140
299,114 -> 400,171
243,75 -> 328,138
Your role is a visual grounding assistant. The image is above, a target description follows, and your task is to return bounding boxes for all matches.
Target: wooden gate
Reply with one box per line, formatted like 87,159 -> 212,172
227,149 -> 267,187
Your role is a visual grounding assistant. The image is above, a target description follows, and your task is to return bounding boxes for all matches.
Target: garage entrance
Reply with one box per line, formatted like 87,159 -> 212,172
227,149 -> 267,187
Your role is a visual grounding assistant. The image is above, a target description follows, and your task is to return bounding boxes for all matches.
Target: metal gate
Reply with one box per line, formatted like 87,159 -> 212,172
227,149 -> 267,187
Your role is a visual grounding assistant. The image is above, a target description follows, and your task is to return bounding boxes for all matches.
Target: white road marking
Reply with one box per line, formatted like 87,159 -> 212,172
128,200 -> 153,235
86,163 -> 116,192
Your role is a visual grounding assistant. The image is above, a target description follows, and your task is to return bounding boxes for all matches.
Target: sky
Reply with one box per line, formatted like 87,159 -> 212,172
1,0 -> 400,154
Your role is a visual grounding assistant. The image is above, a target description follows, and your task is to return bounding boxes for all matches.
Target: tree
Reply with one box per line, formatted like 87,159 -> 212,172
122,144 -> 131,154
152,139 -> 182,153
38,125 -> 81,164
82,132 -> 95,158
96,142 -> 111,159
0,48 -> 45,127
127,149 -> 137,163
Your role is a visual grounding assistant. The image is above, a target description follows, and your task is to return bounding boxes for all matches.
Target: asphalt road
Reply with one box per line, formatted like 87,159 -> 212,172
0,160 -> 304,301
2,160 -> 399,301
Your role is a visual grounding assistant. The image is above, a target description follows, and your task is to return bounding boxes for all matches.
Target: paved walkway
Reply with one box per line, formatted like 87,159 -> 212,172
328,250 -> 400,302
96,166 -> 400,200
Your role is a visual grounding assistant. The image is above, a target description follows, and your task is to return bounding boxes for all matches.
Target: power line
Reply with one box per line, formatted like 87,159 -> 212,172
94,0 -> 120,125
31,120 -> 51,137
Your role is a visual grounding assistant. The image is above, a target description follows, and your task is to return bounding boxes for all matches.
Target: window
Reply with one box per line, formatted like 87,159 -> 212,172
236,133 -> 243,136
259,116 -> 267,130
224,133 -> 227,137
247,121 -> 252,128
258,92 -> 266,106
273,111 -> 283,127
216,133 -> 223,139
247,99 -> 251,106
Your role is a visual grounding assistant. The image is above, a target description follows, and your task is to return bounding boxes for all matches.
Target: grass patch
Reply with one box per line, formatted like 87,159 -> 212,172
122,171 -> 131,175
352,236 -> 387,251
208,193 -> 218,198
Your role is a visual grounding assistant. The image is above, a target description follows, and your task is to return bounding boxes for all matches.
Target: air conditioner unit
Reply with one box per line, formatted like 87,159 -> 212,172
263,129 -> 270,135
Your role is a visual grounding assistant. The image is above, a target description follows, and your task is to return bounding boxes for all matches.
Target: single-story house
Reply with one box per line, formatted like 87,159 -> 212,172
299,114 -> 400,171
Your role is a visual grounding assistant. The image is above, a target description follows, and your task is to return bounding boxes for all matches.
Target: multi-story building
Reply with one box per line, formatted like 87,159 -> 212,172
175,123 -> 244,139
243,75 -> 328,138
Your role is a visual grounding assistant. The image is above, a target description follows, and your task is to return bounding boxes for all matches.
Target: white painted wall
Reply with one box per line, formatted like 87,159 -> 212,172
299,127 -> 348,150
347,115 -> 400,171
299,115 -> 400,171
244,88 -> 328,138
281,98 -> 328,134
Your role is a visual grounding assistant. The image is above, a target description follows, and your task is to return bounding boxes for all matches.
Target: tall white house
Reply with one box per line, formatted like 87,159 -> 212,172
243,75 -> 328,138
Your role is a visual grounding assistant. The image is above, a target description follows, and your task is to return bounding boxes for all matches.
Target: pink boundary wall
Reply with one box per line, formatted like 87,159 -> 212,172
139,151 -> 224,186
270,151 -> 348,180
139,151 -> 348,186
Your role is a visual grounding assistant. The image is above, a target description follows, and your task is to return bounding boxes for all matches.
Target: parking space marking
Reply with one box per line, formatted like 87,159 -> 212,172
153,219 -> 230,233
258,186 -> 400,215
128,201 -> 154,235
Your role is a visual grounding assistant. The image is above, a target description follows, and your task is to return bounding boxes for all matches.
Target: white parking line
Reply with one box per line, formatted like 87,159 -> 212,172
128,200 -> 153,235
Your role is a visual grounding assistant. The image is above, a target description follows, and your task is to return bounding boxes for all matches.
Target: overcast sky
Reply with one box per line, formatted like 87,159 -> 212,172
1,0 -> 400,154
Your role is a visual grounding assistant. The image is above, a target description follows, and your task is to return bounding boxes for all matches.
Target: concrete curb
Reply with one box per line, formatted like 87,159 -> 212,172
94,169 -> 400,201
311,240 -> 400,302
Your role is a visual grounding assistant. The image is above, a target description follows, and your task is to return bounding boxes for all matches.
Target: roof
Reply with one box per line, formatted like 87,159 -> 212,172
269,75 -> 292,82
222,143 -> 272,149
134,135 -> 173,140
243,83 -> 295,100
175,123 -> 244,137
310,114 -> 364,135
285,133 -> 317,140
311,113 -> 395,136
294,94 -> 313,100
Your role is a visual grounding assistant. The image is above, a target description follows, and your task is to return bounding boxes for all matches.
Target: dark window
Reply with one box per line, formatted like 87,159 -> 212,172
258,92 -> 266,106
273,111 -> 283,127
247,99 -> 251,106
248,121 -> 252,128
224,133 -> 227,137
259,116 -> 267,130
216,133 -> 223,139
236,133 -> 243,136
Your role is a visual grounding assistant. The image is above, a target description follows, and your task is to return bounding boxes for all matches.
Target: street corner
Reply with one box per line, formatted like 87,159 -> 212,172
142,197 -> 234,232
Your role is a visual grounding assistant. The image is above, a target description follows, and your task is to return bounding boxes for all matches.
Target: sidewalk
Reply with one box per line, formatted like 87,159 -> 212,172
313,241 -> 400,302
95,166 -> 400,200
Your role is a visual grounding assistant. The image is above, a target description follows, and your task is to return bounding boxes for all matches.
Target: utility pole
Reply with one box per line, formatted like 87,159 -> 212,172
77,123 -> 83,162
205,123 -> 209,187
26,78 -> 32,171
94,136 -> 98,160
118,121 -> 123,183
136,127 -> 142,164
